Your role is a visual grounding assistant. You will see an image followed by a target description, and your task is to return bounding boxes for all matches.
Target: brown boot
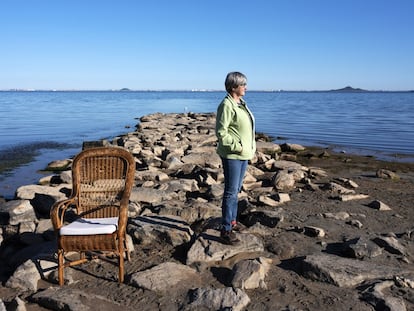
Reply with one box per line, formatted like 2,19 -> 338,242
220,230 -> 240,245
232,221 -> 246,232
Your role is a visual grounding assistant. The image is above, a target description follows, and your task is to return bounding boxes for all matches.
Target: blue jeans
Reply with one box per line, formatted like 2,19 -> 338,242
221,158 -> 248,232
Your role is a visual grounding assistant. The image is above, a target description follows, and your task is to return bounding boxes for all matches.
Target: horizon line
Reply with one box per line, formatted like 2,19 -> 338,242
1,86 -> 413,93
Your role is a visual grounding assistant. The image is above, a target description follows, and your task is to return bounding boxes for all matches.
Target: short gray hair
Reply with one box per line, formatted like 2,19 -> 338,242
225,72 -> 247,93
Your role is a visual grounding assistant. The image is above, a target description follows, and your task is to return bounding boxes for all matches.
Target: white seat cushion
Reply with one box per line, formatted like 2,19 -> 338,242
60,217 -> 118,236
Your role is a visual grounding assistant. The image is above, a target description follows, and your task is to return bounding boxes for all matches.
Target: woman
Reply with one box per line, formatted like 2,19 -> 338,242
215,72 -> 256,245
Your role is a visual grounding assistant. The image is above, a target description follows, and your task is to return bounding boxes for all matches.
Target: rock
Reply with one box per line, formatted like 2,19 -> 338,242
122,135 -> 142,152
272,170 -> 296,191
280,153 -> 297,161
368,200 -> 392,211
82,140 -> 111,149
15,185 -> 69,216
231,257 -> 273,289
128,214 -> 193,246
0,200 -> 37,225
258,195 -> 280,207
302,253 -> 411,287
128,201 -> 142,218
262,158 -> 276,171
394,276 -> 414,289
8,296 -> 26,311
266,239 -> 295,259
304,226 -> 325,238
308,167 -> 329,178
323,212 -> 350,220
164,155 -> 184,170
187,287 -> 250,311
346,219 -> 363,228
181,152 -> 221,169
274,192 -> 290,203
7,241 -> 56,271
290,168 -> 306,181
322,182 -> 355,194
6,260 -> 41,292
335,177 -> 359,188
361,280 -> 407,311
165,179 -> 199,192
154,171 -> 169,182
35,219 -> 54,235
242,181 -> 263,191
319,150 -> 331,158
47,266 -> 75,285
281,143 -> 305,153
256,141 -> 281,154
243,171 -> 257,184
135,169 -> 166,183
15,185 -> 68,201
244,223 -> 273,237
334,194 -> 370,201
272,160 -> 307,171
186,229 -> 264,266
31,287 -> 128,311
130,262 -> 201,293
343,237 -> 383,259
45,159 -> 71,170
376,169 -> 400,180
243,208 -> 284,228
38,175 -> 54,185
246,165 -> 266,179
373,236 -> 407,255
156,200 -> 222,224
130,187 -> 175,204
304,178 -> 320,191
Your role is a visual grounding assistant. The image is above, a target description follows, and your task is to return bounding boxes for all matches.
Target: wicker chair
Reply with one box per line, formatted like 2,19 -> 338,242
50,147 -> 136,285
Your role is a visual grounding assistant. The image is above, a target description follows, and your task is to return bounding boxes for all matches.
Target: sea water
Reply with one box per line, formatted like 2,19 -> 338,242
1,90 -> 413,198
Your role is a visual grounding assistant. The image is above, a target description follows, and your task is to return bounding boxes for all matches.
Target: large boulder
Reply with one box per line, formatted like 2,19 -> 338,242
186,229 -> 264,266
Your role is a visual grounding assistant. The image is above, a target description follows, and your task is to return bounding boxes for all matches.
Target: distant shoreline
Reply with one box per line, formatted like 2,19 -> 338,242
1,88 -> 413,93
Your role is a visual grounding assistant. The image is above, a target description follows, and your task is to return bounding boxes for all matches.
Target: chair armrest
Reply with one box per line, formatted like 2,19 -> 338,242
50,198 -> 77,231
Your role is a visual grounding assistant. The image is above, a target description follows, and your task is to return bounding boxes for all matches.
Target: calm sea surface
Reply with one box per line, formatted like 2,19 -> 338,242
1,91 -> 413,198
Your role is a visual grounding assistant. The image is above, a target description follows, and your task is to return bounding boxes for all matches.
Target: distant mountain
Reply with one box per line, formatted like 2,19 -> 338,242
119,88 -> 131,91
329,86 -> 368,92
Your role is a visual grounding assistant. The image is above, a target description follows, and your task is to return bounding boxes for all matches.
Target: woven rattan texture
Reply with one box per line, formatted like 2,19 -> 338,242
77,155 -> 128,218
59,233 -> 117,251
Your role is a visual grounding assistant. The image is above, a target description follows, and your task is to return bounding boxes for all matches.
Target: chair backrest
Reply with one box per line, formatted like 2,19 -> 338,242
71,147 -> 136,218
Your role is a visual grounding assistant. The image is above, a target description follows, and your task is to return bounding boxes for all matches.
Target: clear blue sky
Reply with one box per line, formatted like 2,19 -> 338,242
1,0 -> 413,91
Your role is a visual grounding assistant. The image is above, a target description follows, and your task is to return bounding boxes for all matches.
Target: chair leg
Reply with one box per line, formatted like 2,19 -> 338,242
124,239 -> 131,261
119,254 -> 124,283
58,250 -> 64,286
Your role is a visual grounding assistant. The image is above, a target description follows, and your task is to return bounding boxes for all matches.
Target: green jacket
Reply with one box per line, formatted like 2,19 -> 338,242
216,94 -> 256,160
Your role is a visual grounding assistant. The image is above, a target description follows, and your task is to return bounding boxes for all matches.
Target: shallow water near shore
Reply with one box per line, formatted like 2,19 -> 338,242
1,90 -> 413,198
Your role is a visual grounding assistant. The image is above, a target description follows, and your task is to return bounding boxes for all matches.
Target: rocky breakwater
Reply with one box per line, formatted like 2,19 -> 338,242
0,112 -> 413,311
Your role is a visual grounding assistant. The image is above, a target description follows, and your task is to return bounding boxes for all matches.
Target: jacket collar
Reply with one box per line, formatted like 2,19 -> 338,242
226,93 -> 246,106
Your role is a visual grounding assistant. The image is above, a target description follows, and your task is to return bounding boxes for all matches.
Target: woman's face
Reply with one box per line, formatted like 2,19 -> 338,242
233,83 -> 247,97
